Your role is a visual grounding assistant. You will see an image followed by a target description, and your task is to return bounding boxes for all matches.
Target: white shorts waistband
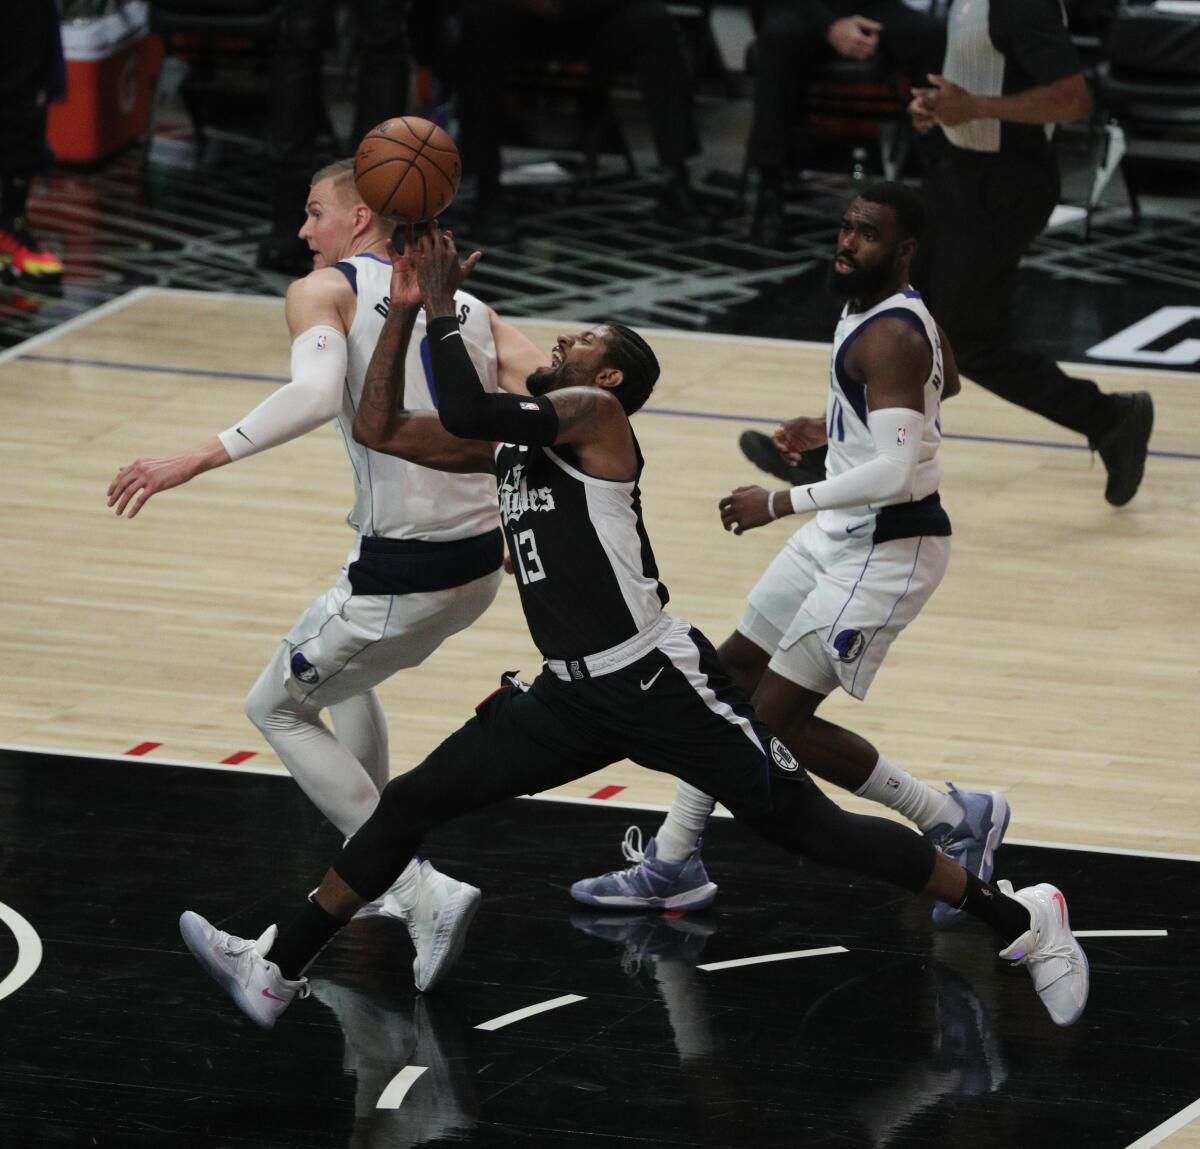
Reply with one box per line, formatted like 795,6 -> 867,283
544,613 -> 676,681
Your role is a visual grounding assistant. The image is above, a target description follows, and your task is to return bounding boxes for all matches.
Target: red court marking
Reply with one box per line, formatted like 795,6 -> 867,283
589,785 -> 625,800
124,742 -> 161,756
220,751 -> 258,765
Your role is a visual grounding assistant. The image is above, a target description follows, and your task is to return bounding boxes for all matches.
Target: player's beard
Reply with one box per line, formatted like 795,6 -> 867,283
526,360 -> 582,396
827,253 -> 893,301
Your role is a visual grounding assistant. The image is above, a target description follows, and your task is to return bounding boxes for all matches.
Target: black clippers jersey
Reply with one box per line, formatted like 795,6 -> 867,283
494,437 -> 669,660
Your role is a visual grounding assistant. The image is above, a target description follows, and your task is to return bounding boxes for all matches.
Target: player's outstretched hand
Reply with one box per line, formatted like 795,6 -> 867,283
411,221 -> 482,311
719,484 -> 775,535
385,224 -> 422,311
107,454 -> 199,518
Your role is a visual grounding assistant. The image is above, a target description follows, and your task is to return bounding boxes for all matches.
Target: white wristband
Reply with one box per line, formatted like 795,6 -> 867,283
766,491 -> 778,520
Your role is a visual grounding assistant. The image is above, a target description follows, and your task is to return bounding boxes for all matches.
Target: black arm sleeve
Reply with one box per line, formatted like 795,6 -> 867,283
427,315 -> 561,445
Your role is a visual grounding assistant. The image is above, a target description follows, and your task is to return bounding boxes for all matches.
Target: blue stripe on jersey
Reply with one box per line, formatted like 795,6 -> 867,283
833,306 -> 933,426
419,335 -> 439,407
333,260 -> 358,295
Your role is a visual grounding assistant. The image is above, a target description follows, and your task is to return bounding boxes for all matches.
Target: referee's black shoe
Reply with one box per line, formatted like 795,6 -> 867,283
738,429 -> 827,487
1092,391 -> 1154,507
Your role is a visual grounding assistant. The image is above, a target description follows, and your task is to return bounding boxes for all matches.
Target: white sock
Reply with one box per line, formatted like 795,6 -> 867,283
655,781 -> 717,863
855,754 -> 962,834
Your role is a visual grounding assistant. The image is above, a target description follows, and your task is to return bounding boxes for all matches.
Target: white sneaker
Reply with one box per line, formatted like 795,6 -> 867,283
996,881 -> 1089,1027
399,860 -> 481,993
179,910 -> 309,1029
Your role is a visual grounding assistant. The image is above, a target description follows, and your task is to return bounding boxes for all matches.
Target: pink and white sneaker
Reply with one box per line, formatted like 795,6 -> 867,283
997,881 -> 1089,1027
180,911 -> 309,1029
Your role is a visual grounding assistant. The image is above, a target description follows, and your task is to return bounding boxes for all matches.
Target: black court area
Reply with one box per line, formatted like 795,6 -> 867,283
1,749 -> 1196,1149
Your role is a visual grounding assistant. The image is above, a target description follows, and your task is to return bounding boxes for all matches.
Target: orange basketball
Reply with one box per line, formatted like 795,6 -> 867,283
354,117 -> 462,222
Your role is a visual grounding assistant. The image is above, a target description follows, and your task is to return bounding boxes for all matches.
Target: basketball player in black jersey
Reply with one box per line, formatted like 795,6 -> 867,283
179,225 -> 1089,1032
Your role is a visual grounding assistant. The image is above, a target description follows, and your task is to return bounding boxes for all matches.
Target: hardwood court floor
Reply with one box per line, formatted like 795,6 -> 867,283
0,289 -> 1197,1149
1,287 -> 1196,852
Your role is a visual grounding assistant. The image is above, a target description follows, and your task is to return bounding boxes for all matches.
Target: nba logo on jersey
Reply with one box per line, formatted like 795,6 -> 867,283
520,401 -> 539,411
316,333 -> 328,351
896,426 -> 907,445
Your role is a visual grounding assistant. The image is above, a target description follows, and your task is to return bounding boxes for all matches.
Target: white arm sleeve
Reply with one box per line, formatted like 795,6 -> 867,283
217,325 -> 347,461
790,407 -> 924,514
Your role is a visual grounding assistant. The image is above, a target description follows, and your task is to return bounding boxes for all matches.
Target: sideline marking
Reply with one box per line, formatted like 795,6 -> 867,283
3,744 -> 1200,863
1073,930 -> 1168,938
588,785 -> 625,800
698,946 -> 848,972
0,285 -> 153,367
0,902 -> 44,1001
1125,1097 -> 1200,1149
16,351 -> 1200,462
376,1065 -> 428,1109
475,994 -> 586,1032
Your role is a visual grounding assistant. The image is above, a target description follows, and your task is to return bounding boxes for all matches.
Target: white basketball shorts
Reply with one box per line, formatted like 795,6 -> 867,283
737,518 -> 950,699
280,537 -> 504,709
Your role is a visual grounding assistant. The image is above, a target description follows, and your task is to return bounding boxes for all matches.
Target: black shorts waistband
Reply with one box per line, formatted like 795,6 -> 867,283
348,528 -> 503,595
873,492 -> 951,545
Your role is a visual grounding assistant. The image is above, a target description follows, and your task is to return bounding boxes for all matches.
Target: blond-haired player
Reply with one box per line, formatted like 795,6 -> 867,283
108,159 -> 543,990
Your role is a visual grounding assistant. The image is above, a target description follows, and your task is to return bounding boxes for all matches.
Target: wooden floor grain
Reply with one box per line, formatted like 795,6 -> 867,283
3,288 -> 1197,859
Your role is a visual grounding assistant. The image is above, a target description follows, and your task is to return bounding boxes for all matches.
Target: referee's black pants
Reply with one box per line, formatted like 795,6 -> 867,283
911,145 -> 1117,444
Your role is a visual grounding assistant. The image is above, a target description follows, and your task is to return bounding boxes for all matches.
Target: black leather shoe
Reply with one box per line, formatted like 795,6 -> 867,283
1092,391 -> 1154,506
738,429 -> 826,485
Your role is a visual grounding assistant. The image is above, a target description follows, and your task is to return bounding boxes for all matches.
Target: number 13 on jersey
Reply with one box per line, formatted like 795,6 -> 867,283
512,528 -> 546,584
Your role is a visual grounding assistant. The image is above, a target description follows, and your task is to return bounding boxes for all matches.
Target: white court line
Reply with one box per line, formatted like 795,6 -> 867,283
698,946 -> 848,972
3,741 -> 1200,863
1125,1097 -> 1200,1149
1073,930 -> 1169,938
82,288 -> 1200,383
0,902 -> 44,1001
474,993 -> 586,1032
0,285 -> 155,366
375,1065 -> 428,1109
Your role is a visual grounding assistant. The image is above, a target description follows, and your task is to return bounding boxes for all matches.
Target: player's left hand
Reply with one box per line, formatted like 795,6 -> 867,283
912,75 -> 980,128
411,221 -> 481,311
385,225 -> 422,310
719,485 -> 774,535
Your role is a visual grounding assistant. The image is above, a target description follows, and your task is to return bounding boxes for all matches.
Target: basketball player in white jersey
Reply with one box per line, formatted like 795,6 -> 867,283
176,223 -> 1088,1033
573,182 -> 1008,928
108,159 -> 544,988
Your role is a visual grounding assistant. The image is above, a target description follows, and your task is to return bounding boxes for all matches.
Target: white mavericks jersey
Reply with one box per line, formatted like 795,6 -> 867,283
820,287 -> 945,539
335,252 -> 500,542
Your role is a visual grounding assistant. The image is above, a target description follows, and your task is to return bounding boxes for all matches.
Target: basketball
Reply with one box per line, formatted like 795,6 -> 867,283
353,117 -> 462,223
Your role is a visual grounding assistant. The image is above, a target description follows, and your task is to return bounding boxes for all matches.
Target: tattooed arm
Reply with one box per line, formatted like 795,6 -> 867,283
415,226 -> 637,479
351,243 -> 494,474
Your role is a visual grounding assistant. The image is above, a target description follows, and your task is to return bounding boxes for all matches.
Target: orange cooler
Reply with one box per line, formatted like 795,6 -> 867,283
46,1 -> 162,164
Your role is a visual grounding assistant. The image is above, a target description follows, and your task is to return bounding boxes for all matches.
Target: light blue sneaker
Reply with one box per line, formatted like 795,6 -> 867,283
570,826 -> 718,911
929,784 -> 1011,928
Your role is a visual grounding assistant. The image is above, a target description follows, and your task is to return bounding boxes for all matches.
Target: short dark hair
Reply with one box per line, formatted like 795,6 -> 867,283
856,180 -> 925,241
601,323 -> 660,415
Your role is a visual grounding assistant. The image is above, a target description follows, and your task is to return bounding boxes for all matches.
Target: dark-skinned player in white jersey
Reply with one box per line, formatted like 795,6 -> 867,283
179,223 -> 1089,1032
573,183 -> 1007,931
